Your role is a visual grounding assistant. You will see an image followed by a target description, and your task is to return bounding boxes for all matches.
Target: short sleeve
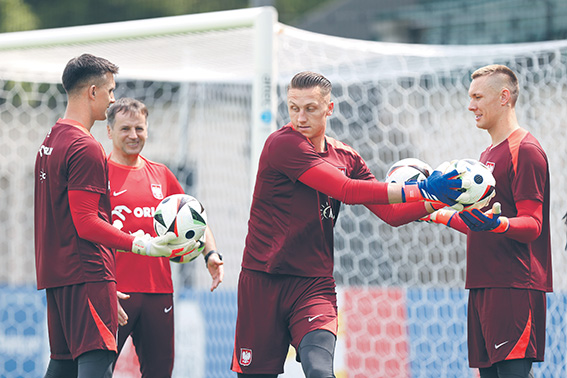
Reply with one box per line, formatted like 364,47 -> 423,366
267,130 -> 324,182
67,137 -> 108,194
165,167 -> 185,195
351,152 -> 374,181
513,142 -> 547,203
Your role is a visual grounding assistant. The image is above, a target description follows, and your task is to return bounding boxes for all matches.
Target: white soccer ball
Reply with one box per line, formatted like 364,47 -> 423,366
153,194 -> 207,262
385,158 -> 433,183
440,159 -> 496,211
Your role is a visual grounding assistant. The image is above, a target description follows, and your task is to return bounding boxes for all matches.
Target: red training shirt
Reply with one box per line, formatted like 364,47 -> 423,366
465,128 -> 552,292
243,124 -> 381,277
34,119 -> 115,289
108,156 -> 184,293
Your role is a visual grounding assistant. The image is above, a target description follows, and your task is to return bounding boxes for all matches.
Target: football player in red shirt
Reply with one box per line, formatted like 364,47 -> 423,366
427,64 -> 551,378
34,54 -> 195,378
107,98 -> 224,377
231,71 -> 466,377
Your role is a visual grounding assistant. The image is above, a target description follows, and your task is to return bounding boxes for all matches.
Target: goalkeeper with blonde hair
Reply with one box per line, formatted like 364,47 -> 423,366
427,64 -> 551,378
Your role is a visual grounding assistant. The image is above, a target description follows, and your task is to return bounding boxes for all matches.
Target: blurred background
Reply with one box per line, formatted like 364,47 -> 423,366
2,1 -> 567,377
2,0 -> 567,44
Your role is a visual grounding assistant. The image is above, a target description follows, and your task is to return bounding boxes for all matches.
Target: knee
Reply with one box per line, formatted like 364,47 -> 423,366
298,330 -> 336,378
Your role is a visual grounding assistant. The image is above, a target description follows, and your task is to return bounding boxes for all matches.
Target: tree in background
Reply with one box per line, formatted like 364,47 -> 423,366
0,0 -> 332,32
0,0 -> 39,32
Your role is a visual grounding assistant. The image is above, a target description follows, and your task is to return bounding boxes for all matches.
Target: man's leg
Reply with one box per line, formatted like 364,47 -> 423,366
44,358 -> 77,378
297,329 -> 336,378
113,293 -> 142,371
132,293 -> 174,378
496,359 -> 534,378
479,365 -> 499,378
479,359 -> 534,378
77,350 -> 116,378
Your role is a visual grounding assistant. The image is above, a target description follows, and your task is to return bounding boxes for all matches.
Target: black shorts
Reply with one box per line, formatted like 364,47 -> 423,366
46,281 -> 118,360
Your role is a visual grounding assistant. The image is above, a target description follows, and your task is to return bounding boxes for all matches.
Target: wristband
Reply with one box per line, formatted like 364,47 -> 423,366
401,183 -> 422,203
492,216 -> 510,233
204,250 -> 222,265
433,209 -> 457,227
429,201 -> 445,211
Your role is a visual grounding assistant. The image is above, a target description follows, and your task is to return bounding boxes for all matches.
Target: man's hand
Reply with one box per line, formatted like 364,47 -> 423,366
205,252 -> 224,292
402,166 -> 468,210
117,291 -> 130,326
131,231 -> 197,258
460,202 -> 509,233
417,168 -> 467,208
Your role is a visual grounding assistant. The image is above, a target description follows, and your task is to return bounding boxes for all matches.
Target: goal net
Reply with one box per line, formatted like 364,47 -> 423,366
1,7 -> 566,378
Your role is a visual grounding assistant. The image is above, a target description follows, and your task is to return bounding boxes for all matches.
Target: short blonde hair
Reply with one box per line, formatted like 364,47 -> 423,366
471,64 -> 519,107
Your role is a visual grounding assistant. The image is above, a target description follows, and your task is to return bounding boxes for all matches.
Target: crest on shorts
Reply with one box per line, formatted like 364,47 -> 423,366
151,184 -> 164,200
240,348 -> 252,366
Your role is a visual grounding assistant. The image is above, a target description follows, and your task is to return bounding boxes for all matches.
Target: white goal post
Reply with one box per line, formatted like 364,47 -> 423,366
0,6 -> 278,188
1,7 -> 567,378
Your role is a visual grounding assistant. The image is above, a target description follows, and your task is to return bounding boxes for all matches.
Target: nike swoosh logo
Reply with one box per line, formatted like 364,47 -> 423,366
113,189 -> 128,196
308,314 -> 323,322
164,306 -> 172,313
495,341 -> 509,349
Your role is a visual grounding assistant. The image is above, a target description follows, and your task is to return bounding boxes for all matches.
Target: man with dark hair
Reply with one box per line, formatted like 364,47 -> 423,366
107,97 -> 224,377
35,54 -> 195,378
231,71 -> 467,377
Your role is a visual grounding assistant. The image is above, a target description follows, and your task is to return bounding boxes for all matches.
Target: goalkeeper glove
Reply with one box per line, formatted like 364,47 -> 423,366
402,168 -> 467,208
130,231 -> 198,258
459,202 -> 509,233
421,208 -> 458,227
170,239 -> 205,264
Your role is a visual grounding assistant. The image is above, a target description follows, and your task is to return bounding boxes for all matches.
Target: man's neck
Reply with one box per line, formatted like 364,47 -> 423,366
63,108 -> 94,132
489,112 -> 520,147
311,135 -> 326,153
109,152 -> 143,168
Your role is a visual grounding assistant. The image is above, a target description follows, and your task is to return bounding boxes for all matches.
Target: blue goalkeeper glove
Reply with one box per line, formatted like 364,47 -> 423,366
402,168 -> 465,208
460,202 -> 509,233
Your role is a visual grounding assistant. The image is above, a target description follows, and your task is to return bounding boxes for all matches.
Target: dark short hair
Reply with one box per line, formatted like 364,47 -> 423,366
471,64 -> 519,106
287,71 -> 332,97
62,53 -> 119,94
107,98 -> 148,127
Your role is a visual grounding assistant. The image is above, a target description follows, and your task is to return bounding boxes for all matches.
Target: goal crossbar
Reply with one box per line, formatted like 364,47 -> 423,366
0,7 -> 273,50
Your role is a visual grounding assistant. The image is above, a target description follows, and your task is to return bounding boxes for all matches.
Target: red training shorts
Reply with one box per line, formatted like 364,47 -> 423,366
231,268 -> 338,375
467,287 -> 547,368
46,280 -> 118,360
